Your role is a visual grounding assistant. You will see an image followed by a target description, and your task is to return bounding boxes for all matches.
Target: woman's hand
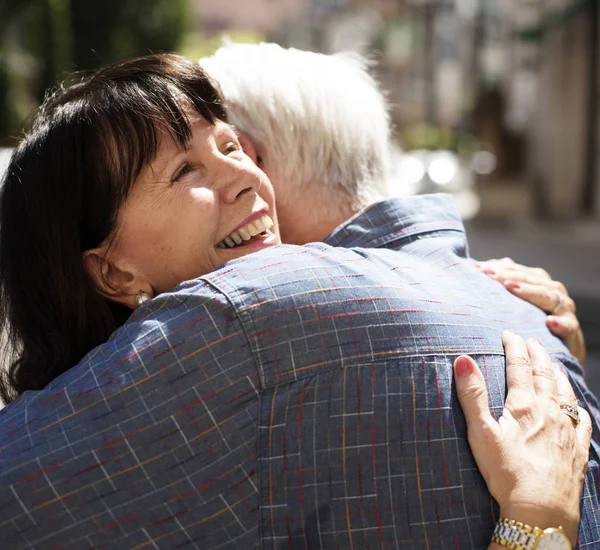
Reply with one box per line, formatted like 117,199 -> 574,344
454,331 -> 592,546
476,258 -> 586,365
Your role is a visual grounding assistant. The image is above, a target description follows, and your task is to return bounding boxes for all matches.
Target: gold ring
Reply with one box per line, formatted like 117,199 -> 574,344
560,404 -> 580,426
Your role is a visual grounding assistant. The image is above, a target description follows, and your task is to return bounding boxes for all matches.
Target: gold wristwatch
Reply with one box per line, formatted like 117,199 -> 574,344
492,518 -> 572,550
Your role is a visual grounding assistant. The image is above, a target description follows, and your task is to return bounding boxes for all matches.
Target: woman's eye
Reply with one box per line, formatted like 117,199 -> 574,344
224,142 -> 241,155
174,163 -> 194,181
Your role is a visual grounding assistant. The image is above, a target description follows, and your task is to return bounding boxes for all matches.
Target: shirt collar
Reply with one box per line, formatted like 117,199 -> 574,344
323,194 -> 466,249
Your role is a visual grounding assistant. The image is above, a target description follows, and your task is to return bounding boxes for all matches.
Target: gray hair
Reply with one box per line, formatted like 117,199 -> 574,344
200,42 -> 392,213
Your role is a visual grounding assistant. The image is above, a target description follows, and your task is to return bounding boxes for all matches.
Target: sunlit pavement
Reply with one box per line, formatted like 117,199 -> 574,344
467,220 -> 600,398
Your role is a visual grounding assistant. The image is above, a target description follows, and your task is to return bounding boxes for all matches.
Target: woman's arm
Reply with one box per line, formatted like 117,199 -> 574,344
454,331 -> 592,549
476,258 -> 586,365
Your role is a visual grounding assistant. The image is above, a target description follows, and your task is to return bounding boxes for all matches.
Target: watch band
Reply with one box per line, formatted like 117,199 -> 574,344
491,518 -> 545,549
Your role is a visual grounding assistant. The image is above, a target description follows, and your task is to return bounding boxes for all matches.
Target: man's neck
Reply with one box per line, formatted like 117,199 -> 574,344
277,211 -> 350,245
277,190 -> 357,246
281,221 -> 335,246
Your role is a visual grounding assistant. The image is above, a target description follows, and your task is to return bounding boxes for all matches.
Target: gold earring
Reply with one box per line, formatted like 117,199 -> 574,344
134,291 -> 152,308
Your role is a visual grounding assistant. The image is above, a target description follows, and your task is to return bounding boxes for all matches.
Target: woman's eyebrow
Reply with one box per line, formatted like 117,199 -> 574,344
145,146 -> 187,182
165,148 -> 188,172
211,121 -> 237,139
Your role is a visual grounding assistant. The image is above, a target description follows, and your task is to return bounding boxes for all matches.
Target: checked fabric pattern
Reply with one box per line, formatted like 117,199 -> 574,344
0,195 -> 598,549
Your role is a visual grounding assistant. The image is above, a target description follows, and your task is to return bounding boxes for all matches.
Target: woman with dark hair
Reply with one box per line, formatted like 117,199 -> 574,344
0,53 -> 275,401
0,54 -> 593,549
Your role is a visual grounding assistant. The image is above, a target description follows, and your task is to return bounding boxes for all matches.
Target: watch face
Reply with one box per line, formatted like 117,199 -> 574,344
536,529 -> 571,550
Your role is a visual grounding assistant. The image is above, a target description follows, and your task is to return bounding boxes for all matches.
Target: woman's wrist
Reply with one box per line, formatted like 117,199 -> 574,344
499,504 -> 578,546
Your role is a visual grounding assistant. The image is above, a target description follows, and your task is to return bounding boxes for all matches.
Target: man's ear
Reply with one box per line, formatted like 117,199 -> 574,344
237,131 -> 262,166
82,248 -> 149,310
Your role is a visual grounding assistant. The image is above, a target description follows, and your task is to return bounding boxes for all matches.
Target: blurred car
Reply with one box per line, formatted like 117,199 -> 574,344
389,145 -> 496,221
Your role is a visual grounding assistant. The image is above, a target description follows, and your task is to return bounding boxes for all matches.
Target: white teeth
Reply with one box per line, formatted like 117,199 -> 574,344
217,213 -> 275,249
263,215 -> 273,229
253,218 -> 266,233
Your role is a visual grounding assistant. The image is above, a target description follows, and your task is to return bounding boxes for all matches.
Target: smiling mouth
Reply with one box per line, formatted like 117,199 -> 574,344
216,215 -> 274,249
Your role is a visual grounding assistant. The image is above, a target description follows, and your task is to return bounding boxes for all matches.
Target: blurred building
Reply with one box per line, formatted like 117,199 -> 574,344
506,0 -> 598,221
328,0 -> 600,224
180,1 -> 600,223
195,0 -> 305,41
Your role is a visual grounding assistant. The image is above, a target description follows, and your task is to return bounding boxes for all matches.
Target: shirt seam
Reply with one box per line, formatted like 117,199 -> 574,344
257,350 -> 506,392
199,277 -> 266,550
327,226 -> 465,250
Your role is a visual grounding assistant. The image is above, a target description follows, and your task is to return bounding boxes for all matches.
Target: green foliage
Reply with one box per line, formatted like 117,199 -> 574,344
0,0 -> 189,141
178,29 -> 265,62
71,0 -> 189,70
402,123 -> 481,154
0,54 -> 11,143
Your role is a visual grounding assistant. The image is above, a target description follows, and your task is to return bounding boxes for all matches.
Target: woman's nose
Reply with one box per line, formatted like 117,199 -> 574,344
218,164 -> 261,204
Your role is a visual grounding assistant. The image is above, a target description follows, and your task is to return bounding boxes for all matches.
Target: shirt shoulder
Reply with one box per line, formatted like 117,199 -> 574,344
0,279 -> 258,463
202,242 -> 482,390
324,194 -> 466,251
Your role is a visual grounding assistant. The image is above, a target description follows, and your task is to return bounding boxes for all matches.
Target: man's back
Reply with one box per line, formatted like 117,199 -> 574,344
0,196 -> 598,549
208,217 -> 600,548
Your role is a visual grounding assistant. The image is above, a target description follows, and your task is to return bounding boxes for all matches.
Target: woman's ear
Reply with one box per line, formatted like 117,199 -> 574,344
82,248 -> 149,310
236,131 -> 262,166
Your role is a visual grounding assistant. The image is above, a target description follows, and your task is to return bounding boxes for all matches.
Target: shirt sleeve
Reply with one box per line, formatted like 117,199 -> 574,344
0,281 -> 262,549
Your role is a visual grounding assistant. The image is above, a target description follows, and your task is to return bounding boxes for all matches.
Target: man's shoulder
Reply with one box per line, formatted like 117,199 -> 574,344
0,284 -> 263,550
202,243 -> 408,307
324,194 -> 466,249
206,242 -> 360,282
0,281 -> 251,424
0,274 -> 259,470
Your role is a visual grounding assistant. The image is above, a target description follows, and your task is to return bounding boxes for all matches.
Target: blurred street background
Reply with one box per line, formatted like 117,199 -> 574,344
0,0 -> 599,394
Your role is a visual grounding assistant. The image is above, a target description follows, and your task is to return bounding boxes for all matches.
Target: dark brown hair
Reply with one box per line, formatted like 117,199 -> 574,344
0,54 -> 228,403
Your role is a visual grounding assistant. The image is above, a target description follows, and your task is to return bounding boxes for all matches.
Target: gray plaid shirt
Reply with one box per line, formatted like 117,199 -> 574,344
1,194 -> 598,549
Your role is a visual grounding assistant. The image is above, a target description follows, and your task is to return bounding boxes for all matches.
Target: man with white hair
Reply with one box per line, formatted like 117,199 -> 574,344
202,42 -> 585,360
197,43 -> 600,547
201,42 -> 392,244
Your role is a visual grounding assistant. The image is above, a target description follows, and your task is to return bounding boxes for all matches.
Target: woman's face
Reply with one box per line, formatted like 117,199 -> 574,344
107,117 -> 281,295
